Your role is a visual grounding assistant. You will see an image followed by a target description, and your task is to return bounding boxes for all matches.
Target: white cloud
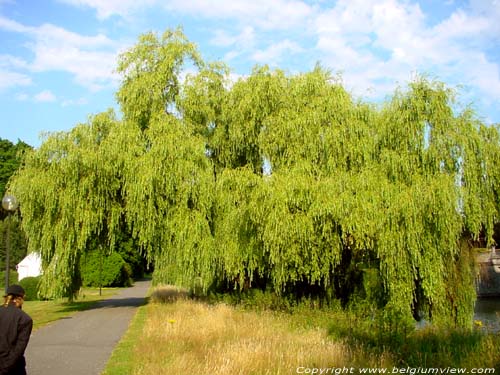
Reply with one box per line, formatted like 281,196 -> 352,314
314,0 -> 411,98
34,90 -> 56,102
223,50 -> 242,62
371,1 -> 427,53
210,26 -> 255,48
468,0 -> 500,35
311,0 -> 500,105
252,40 -> 304,66
453,52 -> 500,99
210,26 -> 257,63
0,69 -> 32,90
0,55 -> 32,91
15,92 -> 28,101
35,23 -> 114,48
0,54 -> 30,69
0,15 -> 31,33
61,97 -> 88,107
432,9 -> 489,41
315,0 -> 374,35
165,0 -> 314,30
31,45 -> 118,92
54,0 -> 499,110
0,17 -> 122,91
30,23 -> 120,91
15,91 -> 90,106
56,0 -> 157,20
2,0 -> 499,120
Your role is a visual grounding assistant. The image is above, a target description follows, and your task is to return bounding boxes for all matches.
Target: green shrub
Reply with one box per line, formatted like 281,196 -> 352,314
114,234 -> 145,279
81,251 -> 132,287
19,276 -> 41,301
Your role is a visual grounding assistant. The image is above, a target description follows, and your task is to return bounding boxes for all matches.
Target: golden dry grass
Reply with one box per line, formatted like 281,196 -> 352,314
127,286 -> 367,374
105,286 -> 500,374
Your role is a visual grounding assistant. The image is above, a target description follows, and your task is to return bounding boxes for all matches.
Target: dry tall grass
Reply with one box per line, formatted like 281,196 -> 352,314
128,286 -> 384,374
105,286 -> 500,374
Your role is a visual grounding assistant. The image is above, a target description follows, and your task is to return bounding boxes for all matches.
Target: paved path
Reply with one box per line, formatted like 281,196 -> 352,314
26,279 -> 151,375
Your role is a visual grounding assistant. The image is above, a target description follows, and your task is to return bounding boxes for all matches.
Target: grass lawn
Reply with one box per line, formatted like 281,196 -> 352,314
23,288 -> 119,331
2,271 -> 121,331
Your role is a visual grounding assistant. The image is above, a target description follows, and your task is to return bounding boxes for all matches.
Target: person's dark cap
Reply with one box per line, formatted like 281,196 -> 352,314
5,284 -> 25,297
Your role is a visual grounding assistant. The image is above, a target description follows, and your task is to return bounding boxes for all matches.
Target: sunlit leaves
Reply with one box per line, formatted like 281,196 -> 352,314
10,110 -> 124,298
116,27 -> 202,130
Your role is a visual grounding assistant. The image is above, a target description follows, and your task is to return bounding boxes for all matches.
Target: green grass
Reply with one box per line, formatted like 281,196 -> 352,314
2,271 -> 121,331
102,303 -> 149,375
23,288 -> 119,331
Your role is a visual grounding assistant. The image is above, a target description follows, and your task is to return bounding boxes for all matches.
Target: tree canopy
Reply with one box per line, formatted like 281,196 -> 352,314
8,28 -> 500,327
0,137 -> 31,271
0,138 -> 31,205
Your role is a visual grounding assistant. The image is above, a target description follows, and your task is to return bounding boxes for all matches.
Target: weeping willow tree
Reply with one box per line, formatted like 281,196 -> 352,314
8,28 -> 500,327
9,110 -> 125,298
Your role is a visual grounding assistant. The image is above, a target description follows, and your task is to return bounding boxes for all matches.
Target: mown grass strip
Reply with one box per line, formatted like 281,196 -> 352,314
102,302 -> 149,375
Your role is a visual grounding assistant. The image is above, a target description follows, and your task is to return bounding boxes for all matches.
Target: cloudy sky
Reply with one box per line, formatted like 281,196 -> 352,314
1,0 -> 499,147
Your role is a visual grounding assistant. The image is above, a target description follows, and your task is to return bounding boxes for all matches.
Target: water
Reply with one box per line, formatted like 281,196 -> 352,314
474,297 -> 500,332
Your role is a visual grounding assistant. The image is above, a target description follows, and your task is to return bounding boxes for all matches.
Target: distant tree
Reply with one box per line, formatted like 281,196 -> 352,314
0,215 -> 28,273
0,138 -> 30,271
0,138 -> 31,211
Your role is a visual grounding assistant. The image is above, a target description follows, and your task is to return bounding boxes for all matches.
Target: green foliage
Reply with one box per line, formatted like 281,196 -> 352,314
18,276 -> 41,301
114,233 -> 145,279
328,312 -> 500,368
0,215 -> 28,272
9,28 -> 500,328
0,138 -> 30,272
116,27 -> 202,131
80,250 -> 131,287
0,270 -> 18,291
0,138 -> 31,203
9,110 -> 127,298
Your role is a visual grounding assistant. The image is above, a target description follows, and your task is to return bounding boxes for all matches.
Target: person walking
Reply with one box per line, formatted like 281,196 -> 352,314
0,285 -> 33,375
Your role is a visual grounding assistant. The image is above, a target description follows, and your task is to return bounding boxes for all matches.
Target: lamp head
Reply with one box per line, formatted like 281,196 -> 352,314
2,194 -> 18,212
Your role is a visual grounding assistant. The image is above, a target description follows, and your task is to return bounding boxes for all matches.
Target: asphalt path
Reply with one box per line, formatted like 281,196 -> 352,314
25,279 -> 151,375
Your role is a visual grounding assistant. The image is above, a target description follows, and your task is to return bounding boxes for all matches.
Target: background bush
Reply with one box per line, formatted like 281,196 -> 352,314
19,276 -> 41,301
114,232 -> 146,279
80,251 -> 132,287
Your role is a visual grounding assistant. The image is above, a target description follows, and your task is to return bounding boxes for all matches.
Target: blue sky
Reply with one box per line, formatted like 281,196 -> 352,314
1,0 -> 499,147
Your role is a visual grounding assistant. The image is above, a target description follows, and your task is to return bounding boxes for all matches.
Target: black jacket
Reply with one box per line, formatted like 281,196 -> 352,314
0,304 -> 33,375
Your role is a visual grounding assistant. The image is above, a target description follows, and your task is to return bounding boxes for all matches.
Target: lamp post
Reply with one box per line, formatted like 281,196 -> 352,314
2,194 -> 19,294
